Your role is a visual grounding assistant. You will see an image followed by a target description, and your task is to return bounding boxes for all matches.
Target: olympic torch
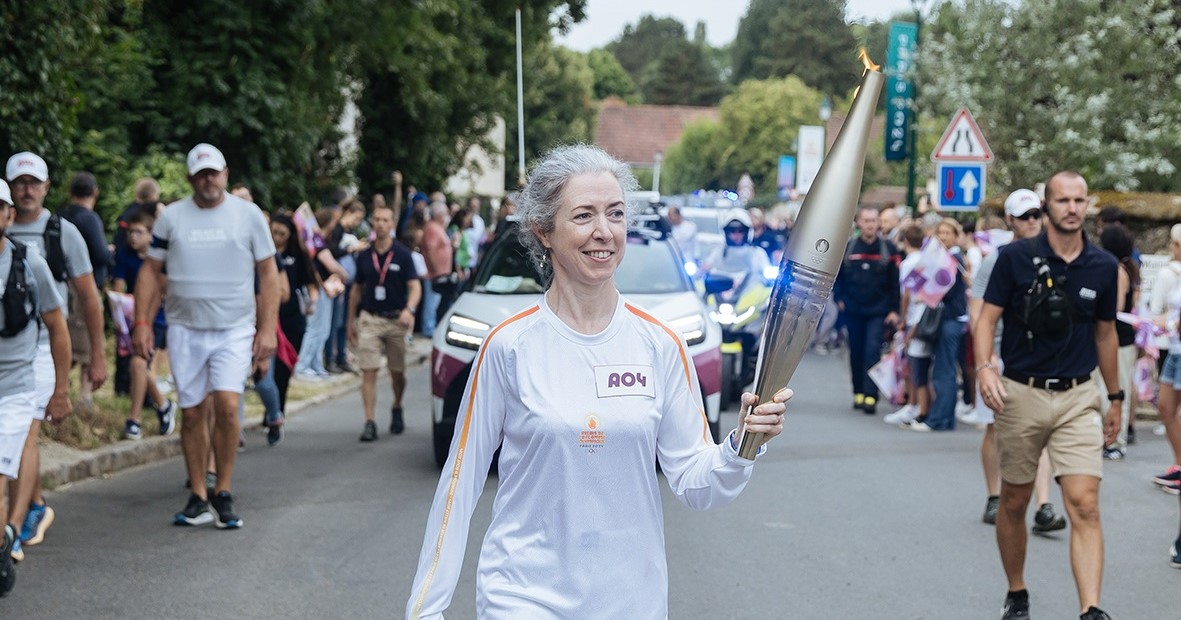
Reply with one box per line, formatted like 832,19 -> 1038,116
737,52 -> 884,459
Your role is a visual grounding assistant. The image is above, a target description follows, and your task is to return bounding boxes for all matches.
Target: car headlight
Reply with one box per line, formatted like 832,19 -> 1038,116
668,313 -> 707,345
445,314 -> 491,351
684,261 -> 699,277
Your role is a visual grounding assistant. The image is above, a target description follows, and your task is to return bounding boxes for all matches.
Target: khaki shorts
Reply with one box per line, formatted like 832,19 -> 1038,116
67,282 -> 90,364
352,311 -> 408,373
995,377 -> 1104,484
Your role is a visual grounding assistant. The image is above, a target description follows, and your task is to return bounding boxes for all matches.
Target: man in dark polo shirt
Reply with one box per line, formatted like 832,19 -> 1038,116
347,203 -> 420,442
975,171 -> 1121,620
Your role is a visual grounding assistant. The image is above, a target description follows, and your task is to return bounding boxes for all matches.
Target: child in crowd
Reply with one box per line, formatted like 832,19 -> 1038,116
885,224 -> 930,426
111,211 -> 175,439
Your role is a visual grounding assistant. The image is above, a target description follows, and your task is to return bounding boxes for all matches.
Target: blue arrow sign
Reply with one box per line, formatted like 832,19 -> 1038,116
936,163 -> 987,211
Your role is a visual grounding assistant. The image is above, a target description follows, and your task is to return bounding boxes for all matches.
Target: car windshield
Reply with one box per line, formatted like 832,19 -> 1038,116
472,233 -> 688,295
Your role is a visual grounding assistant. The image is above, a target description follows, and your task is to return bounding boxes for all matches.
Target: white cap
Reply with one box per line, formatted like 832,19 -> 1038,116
186,143 -> 227,176
0,179 -> 10,205
1004,189 -> 1041,217
6,152 -> 49,182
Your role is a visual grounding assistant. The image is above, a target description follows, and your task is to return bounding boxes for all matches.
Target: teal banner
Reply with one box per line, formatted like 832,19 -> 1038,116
885,21 -> 918,161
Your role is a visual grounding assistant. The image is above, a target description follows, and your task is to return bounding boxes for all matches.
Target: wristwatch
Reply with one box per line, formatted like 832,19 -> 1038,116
1107,390 -> 1125,402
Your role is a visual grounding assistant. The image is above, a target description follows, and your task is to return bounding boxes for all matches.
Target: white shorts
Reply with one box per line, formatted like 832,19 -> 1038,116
168,324 -> 255,409
0,391 -> 35,478
33,340 -> 55,420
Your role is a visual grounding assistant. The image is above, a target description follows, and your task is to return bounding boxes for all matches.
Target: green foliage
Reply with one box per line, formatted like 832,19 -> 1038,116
732,0 -> 859,97
639,38 -> 726,106
663,76 -> 827,196
587,48 -> 639,103
921,0 -> 1181,192
605,14 -> 725,106
505,43 -> 596,188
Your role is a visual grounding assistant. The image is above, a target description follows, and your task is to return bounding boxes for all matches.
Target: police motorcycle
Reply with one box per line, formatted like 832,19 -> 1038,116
701,209 -> 777,408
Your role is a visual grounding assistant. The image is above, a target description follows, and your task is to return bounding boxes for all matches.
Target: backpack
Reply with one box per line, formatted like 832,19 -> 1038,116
43,213 -> 68,282
1,239 -> 40,338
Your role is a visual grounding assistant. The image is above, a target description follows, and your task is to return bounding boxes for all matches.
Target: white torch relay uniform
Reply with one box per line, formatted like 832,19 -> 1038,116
407,294 -> 763,619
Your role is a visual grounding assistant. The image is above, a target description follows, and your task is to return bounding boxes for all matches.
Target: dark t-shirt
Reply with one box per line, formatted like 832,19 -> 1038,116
355,242 -> 416,316
277,251 -> 315,328
752,227 -> 783,261
983,232 -> 1118,377
111,247 -> 165,327
59,203 -> 112,286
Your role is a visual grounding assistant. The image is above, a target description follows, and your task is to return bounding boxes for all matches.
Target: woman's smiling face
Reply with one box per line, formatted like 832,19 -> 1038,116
539,171 -> 627,291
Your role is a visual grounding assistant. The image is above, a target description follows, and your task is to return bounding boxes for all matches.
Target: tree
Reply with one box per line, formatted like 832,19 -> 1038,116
639,38 -> 726,106
731,0 -> 859,97
606,15 -> 687,86
920,0 -> 1181,192
587,48 -> 639,103
505,42 -> 596,188
662,76 -> 827,195
351,0 -> 587,197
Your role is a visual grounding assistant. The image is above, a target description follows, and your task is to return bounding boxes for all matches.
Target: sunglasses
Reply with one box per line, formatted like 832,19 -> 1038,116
1012,211 -> 1041,221
724,227 -> 748,234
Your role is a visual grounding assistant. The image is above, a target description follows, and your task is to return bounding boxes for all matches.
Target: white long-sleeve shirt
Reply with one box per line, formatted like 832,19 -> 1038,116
406,294 -> 760,619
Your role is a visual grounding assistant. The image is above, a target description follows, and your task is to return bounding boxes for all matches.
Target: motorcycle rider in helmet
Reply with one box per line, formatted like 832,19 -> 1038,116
703,208 -> 771,278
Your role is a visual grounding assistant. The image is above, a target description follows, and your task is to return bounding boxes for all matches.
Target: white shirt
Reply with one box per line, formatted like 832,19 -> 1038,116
671,220 -> 698,261
148,194 -> 275,330
406,294 -> 759,619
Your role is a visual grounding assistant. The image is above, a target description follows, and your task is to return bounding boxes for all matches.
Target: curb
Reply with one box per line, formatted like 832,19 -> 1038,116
39,343 -> 431,489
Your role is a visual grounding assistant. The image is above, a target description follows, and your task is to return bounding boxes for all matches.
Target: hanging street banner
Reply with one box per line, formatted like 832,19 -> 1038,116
884,21 -> 918,162
777,155 -> 796,200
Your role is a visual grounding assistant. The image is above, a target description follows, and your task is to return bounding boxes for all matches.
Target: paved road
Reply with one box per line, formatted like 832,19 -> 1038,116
5,350 -> 1177,618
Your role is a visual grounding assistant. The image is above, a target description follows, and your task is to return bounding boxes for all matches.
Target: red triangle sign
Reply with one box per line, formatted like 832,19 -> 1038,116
931,108 -> 993,163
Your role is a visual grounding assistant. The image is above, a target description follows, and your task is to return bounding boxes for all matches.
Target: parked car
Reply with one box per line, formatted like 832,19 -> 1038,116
429,224 -> 723,468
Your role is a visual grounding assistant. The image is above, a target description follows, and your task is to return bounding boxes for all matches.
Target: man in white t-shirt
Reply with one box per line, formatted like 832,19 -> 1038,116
5,151 -> 106,561
132,144 -> 278,530
666,206 -> 698,262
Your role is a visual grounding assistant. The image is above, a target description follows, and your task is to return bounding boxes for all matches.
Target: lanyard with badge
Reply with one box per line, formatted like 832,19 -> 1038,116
372,249 -> 395,301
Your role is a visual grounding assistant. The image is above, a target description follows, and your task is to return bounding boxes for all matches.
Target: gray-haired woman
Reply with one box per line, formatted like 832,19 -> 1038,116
406,144 -> 788,619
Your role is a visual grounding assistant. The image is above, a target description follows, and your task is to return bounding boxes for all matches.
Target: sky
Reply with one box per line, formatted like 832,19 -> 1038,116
557,0 -> 918,51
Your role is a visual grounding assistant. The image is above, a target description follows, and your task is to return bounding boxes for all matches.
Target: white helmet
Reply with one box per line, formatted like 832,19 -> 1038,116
722,208 -> 752,245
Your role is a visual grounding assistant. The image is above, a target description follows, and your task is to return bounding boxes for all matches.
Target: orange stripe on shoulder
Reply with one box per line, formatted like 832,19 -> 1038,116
411,303 -> 539,618
624,303 -> 711,444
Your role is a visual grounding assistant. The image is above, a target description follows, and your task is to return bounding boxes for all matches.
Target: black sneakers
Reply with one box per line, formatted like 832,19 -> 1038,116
210,491 -> 243,529
360,420 -> 378,442
1001,590 -> 1030,620
1032,503 -> 1066,533
982,496 -> 1000,524
1,524 -> 15,597
174,494 -> 213,527
390,406 -> 405,434
1080,606 -> 1112,620
1170,540 -> 1181,569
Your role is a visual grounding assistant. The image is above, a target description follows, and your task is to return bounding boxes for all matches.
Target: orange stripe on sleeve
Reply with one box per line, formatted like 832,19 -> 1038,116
412,304 -> 540,618
624,303 -> 712,445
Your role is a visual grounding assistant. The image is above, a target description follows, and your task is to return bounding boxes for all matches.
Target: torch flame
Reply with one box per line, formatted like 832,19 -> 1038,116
858,48 -> 880,73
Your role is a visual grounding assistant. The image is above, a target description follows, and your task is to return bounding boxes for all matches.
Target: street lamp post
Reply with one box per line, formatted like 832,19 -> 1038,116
652,151 -> 663,194
906,0 -> 930,209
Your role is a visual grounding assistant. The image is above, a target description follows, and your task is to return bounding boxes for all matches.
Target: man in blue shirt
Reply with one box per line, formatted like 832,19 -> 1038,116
975,171 -> 1120,620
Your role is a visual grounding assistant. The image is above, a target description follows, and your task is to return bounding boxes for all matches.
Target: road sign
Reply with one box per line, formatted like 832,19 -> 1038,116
931,108 -> 993,163
936,163 -> 986,211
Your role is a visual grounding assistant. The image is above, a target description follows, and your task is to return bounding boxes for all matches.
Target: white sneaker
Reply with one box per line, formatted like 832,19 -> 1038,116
958,408 -> 989,425
883,405 -> 918,425
955,401 -> 975,420
906,420 -> 933,432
